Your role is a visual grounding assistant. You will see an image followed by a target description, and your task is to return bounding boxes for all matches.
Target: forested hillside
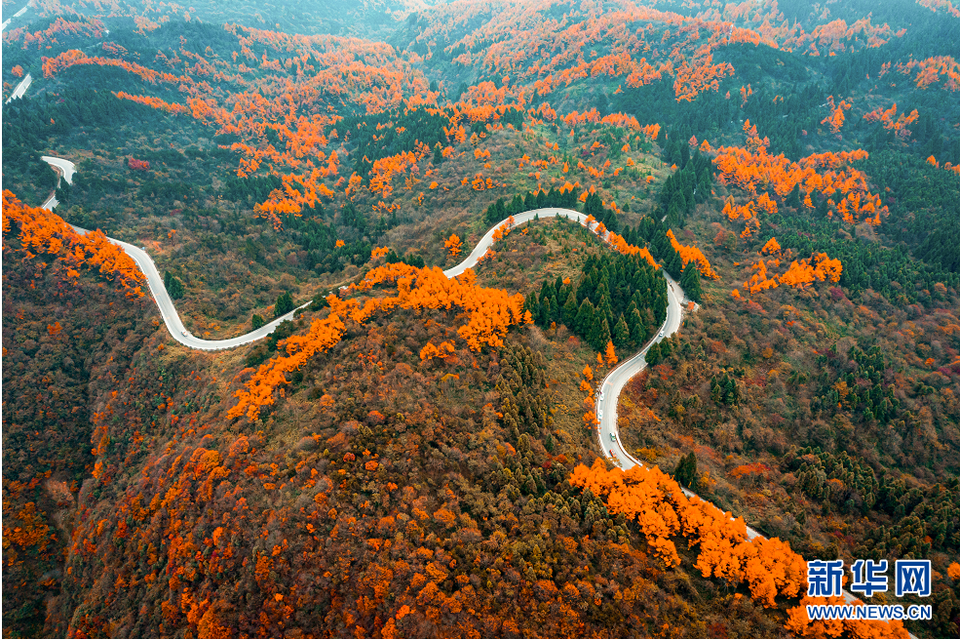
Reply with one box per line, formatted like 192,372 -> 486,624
3,0 -> 960,638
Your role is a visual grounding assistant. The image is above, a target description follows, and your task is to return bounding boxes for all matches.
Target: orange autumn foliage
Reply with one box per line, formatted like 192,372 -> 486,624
820,95 -> 852,135
2,190 -> 145,296
569,459 -> 808,609
444,234 -> 463,257
744,252 -> 842,294
712,145 -> 884,226
863,103 -> 919,139
779,253 -> 843,289
351,264 -> 526,353
229,313 -> 347,420
604,341 -> 618,365
419,341 -> 456,362
665,229 -> 719,279
760,238 -> 781,254
114,91 -> 189,115
607,233 -> 658,268
896,55 -> 960,91
744,260 -> 779,294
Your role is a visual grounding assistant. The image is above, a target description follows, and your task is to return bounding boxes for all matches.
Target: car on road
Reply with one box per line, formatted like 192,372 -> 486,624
659,330 -> 665,338
598,390 -> 603,402
610,433 -> 617,442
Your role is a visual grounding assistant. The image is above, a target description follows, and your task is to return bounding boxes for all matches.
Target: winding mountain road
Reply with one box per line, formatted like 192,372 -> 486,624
41,156 -> 312,351
38,157 -> 900,620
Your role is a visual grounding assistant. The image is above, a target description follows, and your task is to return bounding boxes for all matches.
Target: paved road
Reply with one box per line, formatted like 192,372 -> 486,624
1,2 -> 31,33
444,208 -> 590,277
595,273 -> 685,466
40,156 -> 76,209
41,155 -> 311,351
6,73 -> 32,104
592,279 -> 772,539
39,157 -> 897,618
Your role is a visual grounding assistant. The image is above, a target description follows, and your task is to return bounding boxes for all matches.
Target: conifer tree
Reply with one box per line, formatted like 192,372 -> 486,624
674,452 -> 698,489
275,291 -> 294,317
680,262 -> 703,302
614,314 -> 630,348
164,271 -> 185,300
575,299 -> 596,335
563,291 -> 579,328
646,341 -> 662,365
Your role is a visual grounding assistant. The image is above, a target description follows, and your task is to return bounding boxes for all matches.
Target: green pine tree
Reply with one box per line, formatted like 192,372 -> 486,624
574,299 -> 596,335
275,292 -> 295,317
659,336 -> 672,359
646,341 -> 662,366
786,183 -> 802,208
592,317 -> 611,351
674,452 -> 698,489
680,262 -> 703,302
563,291 -> 579,328
164,271 -> 185,300
614,314 -> 630,348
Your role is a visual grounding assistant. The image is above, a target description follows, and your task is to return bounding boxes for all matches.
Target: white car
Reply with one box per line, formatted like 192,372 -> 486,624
659,330 -> 665,338
610,433 -> 617,442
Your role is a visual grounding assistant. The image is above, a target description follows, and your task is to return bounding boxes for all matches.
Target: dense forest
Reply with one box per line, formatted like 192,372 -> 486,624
3,0 -> 960,638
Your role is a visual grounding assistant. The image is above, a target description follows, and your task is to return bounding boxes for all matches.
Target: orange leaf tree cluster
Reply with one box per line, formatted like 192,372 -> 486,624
351,264 -> 527,351
759,237 -> 781,254
569,459 -> 805,606
419,341 -> 455,362
863,103 -> 919,139
230,264 -> 529,420
4,16 -> 106,50
414,1 -> 784,102
42,49 -> 192,86
607,232 -> 659,267
820,95 -> 852,135
916,0 -> 960,17
925,155 -> 960,176
580,366 -> 597,428
896,55 -> 960,91
228,314 -> 347,421
2,190 -> 145,296
665,229 -> 719,279
113,91 -> 189,115
713,145 -> 885,226
42,25 -> 439,228
743,252 -> 842,294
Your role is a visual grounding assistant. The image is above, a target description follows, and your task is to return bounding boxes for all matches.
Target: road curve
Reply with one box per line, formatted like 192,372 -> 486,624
40,156 -> 897,619
41,156 -> 312,351
443,208 -> 591,278
592,256 -> 885,618
38,160 -> 606,351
